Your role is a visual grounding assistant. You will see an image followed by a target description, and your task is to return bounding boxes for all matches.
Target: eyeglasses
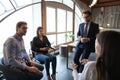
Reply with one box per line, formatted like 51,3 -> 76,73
83,16 -> 90,19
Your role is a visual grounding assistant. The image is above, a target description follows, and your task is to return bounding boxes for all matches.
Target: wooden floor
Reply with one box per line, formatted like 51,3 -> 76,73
41,52 -> 75,80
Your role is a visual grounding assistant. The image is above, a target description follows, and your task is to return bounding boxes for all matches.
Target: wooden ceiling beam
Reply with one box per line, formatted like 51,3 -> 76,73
79,0 -> 92,5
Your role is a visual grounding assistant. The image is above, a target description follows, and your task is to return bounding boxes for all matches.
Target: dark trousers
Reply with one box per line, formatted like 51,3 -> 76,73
35,53 -> 57,76
73,46 -> 91,73
0,63 -> 44,80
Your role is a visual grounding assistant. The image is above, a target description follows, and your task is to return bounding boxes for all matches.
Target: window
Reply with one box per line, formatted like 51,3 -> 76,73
63,0 -> 73,9
74,5 -> 83,40
0,0 -> 84,57
12,0 -> 32,7
57,33 -> 66,45
0,6 -> 33,54
0,2 -> 42,55
57,8 -> 66,32
66,11 -> 73,42
67,11 -> 73,31
45,0 -> 62,3
46,7 -> 56,33
32,3 -> 42,36
47,34 -> 56,46
0,0 -> 13,11
46,6 -> 74,45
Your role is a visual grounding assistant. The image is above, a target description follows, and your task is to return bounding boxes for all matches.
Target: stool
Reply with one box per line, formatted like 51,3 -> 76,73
59,45 -> 68,57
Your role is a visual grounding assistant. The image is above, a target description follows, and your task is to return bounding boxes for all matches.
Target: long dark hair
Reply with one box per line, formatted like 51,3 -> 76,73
96,30 -> 120,80
36,26 -> 43,38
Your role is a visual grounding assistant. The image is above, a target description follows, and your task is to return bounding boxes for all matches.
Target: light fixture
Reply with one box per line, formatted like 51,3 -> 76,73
107,24 -> 110,27
89,0 -> 98,8
99,26 -> 104,30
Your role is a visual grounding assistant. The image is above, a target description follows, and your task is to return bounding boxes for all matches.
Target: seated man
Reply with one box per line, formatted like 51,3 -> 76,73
0,64 -> 27,80
3,21 -> 44,80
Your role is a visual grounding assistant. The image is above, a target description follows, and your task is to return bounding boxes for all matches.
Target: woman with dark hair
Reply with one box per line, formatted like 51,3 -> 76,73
72,30 -> 120,80
31,27 -> 57,80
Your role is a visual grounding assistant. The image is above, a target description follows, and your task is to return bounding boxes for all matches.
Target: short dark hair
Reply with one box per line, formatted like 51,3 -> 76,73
82,9 -> 91,16
16,21 -> 27,31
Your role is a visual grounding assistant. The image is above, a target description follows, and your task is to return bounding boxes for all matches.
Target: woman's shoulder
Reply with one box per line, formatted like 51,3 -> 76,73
43,35 -> 48,39
84,61 -> 96,69
81,61 -> 96,80
33,36 -> 38,39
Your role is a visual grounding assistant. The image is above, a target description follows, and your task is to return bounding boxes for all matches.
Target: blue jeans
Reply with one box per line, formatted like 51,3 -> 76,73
35,53 -> 57,76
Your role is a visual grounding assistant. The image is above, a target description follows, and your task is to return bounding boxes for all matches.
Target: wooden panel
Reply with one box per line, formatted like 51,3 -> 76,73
98,0 -> 119,3
94,1 -> 120,7
92,6 -> 120,29
79,0 -> 120,7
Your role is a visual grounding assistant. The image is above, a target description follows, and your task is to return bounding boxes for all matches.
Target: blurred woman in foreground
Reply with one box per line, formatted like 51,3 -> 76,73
72,30 -> 120,80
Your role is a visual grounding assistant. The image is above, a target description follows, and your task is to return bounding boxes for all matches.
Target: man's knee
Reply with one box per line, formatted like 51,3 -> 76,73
36,71 -> 43,79
35,63 -> 44,71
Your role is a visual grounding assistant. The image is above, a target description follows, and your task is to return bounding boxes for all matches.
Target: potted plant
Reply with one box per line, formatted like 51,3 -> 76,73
65,31 -> 74,42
